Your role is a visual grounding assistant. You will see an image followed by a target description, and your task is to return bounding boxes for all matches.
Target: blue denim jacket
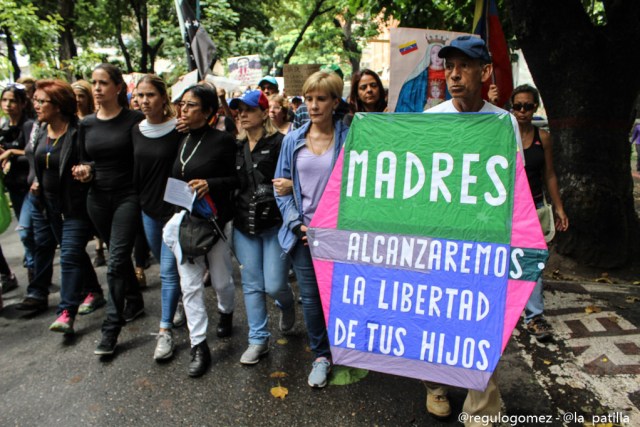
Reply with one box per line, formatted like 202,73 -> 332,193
275,119 -> 350,253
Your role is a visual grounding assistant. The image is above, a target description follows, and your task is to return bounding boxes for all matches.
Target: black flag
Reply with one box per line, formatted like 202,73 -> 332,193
175,0 -> 217,80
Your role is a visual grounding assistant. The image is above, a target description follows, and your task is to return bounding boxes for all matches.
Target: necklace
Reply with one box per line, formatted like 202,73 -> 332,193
179,130 -> 207,177
307,130 -> 334,156
45,123 -> 68,169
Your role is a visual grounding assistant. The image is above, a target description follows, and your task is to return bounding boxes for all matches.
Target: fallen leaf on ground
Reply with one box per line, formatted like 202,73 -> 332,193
632,281 -> 640,285
594,277 -> 613,284
276,338 -> 288,345
543,360 -> 552,365
625,296 -> 640,303
601,357 -> 608,362
585,305 -> 602,313
270,371 -> 287,378
328,366 -> 369,386
270,385 -> 288,399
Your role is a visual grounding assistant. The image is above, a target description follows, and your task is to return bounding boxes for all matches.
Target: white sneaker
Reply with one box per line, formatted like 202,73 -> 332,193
308,357 -> 331,388
153,330 -> 175,361
240,343 -> 269,365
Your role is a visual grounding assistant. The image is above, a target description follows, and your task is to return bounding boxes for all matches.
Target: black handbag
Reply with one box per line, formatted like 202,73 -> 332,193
179,213 -> 220,261
243,142 -> 279,235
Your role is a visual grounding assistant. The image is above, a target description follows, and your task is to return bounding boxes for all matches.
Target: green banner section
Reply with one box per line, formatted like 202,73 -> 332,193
338,113 -> 516,244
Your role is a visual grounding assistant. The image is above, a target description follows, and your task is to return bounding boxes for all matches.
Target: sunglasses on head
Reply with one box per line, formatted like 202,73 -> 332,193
4,82 -> 26,91
512,102 -> 535,112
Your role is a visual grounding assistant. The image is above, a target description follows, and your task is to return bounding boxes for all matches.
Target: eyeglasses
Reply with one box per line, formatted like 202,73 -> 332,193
512,102 -> 536,112
179,101 -> 201,110
33,99 -> 54,106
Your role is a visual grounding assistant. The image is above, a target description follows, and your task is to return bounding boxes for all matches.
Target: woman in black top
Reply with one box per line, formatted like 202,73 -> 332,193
73,63 -> 145,356
0,83 -> 35,293
26,79 -> 102,334
229,90 -> 294,365
132,74 -> 182,361
169,85 -> 237,377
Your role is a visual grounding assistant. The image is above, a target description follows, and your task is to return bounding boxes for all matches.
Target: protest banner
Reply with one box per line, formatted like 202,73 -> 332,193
389,28 -> 473,113
170,69 -> 199,102
308,113 -> 548,391
228,54 -> 262,87
283,64 -> 321,96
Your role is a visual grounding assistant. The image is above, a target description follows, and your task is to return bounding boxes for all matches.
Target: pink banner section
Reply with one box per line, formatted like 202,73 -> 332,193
309,149 -> 344,230
511,154 -> 547,250
502,279 -> 536,351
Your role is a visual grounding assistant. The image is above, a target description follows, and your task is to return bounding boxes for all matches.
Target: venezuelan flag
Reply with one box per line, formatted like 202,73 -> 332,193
473,0 -> 513,107
399,40 -> 419,55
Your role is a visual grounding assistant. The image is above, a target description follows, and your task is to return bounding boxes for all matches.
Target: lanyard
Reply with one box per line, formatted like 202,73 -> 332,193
45,135 -> 62,169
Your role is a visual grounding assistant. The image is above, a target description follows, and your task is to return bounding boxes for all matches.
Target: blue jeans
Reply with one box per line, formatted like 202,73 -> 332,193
24,201 -> 56,301
47,202 -> 101,317
234,227 -> 294,345
141,211 -> 180,329
17,193 -> 36,269
289,240 -> 330,359
524,277 -> 544,323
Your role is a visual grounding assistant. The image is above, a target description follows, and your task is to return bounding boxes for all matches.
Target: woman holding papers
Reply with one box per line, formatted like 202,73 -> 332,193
132,74 -> 182,361
72,63 -> 145,356
229,90 -> 295,365
275,71 -> 350,388
171,84 -> 237,378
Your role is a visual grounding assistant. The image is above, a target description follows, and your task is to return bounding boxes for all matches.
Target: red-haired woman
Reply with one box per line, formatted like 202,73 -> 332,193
29,79 -> 102,333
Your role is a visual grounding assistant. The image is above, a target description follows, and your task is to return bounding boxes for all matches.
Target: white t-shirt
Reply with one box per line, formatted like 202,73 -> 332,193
425,100 -> 524,163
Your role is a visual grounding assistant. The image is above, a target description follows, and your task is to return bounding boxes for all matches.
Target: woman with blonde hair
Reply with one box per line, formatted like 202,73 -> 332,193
274,71 -> 349,387
267,94 -> 291,135
229,90 -> 295,365
132,74 -> 183,360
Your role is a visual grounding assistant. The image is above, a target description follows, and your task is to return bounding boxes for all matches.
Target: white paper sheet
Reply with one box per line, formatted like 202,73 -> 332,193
163,178 -> 196,212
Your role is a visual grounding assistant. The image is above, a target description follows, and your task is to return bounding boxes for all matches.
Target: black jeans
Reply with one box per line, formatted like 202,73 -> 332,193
87,188 -> 143,336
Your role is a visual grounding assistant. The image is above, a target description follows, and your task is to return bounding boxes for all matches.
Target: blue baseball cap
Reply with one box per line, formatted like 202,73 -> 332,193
258,76 -> 278,89
229,90 -> 269,110
438,36 -> 491,63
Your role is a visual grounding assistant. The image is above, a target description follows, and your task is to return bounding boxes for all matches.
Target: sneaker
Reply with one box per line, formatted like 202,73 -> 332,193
49,310 -> 75,334
15,297 -> 48,312
135,267 -> 147,288
123,301 -> 145,322
94,333 -> 117,356
526,316 -> 553,342
279,304 -> 295,333
78,293 -> 106,315
240,343 -> 269,365
307,357 -> 331,388
173,301 -> 186,327
153,330 -> 175,361
1,274 -> 18,294
426,391 -> 452,418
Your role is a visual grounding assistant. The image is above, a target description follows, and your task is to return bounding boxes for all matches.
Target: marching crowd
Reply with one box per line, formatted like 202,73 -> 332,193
0,36 -> 569,426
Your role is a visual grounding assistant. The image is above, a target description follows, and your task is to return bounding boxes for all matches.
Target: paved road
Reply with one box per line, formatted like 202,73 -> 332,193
1,218 -> 639,426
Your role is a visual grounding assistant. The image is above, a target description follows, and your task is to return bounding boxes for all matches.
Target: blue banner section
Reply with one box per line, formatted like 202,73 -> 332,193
328,251 -> 508,372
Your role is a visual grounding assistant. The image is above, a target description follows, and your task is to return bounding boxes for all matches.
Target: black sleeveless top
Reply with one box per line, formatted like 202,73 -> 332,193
523,127 -> 545,204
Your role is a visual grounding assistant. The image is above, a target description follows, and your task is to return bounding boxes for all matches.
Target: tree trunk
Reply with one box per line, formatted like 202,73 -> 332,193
2,27 -> 21,80
278,0 -> 334,75
130,0 -> 148,72
58,0 -> 77,81
508,0 -> 640,268
334,14 -> 361,75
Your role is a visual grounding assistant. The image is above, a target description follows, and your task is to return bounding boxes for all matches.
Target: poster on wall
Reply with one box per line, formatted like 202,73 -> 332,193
388,28 -> 474,112
308,113 -> 548,391
227,54 -> 262,88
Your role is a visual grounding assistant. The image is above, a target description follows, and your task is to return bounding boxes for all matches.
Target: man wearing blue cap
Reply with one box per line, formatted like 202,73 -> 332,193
423,35 -> 522,427
258,76 -> 279,97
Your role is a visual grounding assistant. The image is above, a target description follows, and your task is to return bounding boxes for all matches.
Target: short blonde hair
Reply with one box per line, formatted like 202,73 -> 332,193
302,71 -> 343,100
268,94 -> 289,117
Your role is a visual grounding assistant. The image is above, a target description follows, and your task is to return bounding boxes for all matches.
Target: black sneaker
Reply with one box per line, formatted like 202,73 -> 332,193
15,297 -> 47,311
1,274 -> 18,294
123,302 -> 145,322
94,334 -> 118,356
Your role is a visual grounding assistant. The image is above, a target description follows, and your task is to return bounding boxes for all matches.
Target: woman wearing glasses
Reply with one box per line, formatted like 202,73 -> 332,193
26,79 -> 102,334
510,84 -> 569,342
168,85 -> 236,377
72,63 -> 145,356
